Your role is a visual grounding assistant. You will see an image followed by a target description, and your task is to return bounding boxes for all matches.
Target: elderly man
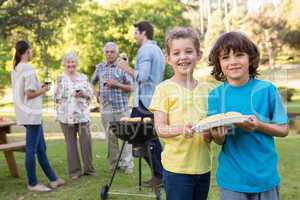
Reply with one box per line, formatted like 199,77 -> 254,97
119,21 -> 165,187
91,42 -> 134,174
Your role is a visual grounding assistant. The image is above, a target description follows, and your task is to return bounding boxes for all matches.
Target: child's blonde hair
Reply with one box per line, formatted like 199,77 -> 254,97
165,27 -> 201,56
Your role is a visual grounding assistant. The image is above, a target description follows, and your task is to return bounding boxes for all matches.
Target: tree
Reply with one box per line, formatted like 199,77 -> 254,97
64,0 -> 189,79
0,0 -> 80,78
245,1 -> 300,67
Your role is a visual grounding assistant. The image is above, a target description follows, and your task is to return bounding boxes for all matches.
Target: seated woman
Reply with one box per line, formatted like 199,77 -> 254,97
54,52 -> 96,179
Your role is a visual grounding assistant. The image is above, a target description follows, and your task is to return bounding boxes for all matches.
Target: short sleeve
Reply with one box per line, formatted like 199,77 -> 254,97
24,70 -> 39,91
269,85 -> 288,124
207,88 -> 220,116
91,65 -> 100,85
149,84 -> 168,113
123,71 -> 133,85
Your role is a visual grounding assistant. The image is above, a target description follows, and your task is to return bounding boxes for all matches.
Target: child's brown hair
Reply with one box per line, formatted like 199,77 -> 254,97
165,27 -> 201,56
208,31 -> 260,82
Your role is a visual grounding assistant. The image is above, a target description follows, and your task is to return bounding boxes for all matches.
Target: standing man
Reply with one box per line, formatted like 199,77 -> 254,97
91,42 -> 134,174
119,21 -> 165,187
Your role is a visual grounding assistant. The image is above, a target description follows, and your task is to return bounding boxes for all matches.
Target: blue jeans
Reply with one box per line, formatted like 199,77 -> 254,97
163,170 -> 210,200
24,125 -> 57,186
131,101 -> 163,179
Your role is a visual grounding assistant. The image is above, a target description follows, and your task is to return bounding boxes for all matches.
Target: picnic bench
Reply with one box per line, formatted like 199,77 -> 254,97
0,121 -> 25,177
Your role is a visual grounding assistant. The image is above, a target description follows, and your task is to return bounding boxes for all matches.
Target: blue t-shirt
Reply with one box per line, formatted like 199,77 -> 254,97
208,78 -> 288,193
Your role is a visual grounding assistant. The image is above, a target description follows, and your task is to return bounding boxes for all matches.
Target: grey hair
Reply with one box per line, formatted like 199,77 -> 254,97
61,51 -> 80,66
103,42 -> 119,53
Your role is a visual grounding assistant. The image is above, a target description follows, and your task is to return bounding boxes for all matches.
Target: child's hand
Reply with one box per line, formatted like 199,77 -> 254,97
182,123 -> 195,138
210,126 -> 227,145
235,115 -> 260,132
210,126 -> 227,138
202,131 -> 212,143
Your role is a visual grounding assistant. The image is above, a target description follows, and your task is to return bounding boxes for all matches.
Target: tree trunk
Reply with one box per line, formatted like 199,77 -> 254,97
206,0 -> 211,27
224,0 -> 230,32
199,0 -> 204,34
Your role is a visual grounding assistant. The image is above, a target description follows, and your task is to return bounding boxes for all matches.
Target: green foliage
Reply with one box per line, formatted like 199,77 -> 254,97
1,0 -> 300,90
63,0 -> 189,77
0,114 -> 299,200
203,10 -> 225,62
0,0 -> 81,79
278,86 -> 296,102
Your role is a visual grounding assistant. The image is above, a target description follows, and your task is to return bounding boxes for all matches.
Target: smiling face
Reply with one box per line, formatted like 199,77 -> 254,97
167,38 -> 201,77
219,50 -> 250,84
64,59 -> 77,74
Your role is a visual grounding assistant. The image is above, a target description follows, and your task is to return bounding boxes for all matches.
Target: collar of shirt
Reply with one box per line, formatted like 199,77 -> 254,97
104,60 -> 118,68
141,40 -> 157,47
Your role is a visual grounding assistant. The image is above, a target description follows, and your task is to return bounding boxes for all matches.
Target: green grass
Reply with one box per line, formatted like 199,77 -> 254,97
287,99 -> 300,114
0,138 -> 299,200
0,114 -> 299,200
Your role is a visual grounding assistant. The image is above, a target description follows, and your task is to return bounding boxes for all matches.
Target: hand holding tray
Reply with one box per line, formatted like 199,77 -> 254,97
192,112 -> 250,133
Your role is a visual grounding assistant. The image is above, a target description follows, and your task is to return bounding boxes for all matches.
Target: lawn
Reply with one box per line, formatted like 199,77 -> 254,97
0,113 -> 299,200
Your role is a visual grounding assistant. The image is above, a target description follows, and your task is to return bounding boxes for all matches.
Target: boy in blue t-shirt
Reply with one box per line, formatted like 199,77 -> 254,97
207,32 -> 289,200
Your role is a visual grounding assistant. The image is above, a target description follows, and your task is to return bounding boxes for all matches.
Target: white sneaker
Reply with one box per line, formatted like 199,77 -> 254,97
28,183 -> 52,192
49,178 -> 65,189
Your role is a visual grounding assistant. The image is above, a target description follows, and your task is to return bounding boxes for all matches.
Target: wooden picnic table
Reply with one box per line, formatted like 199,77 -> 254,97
0,121 -> 24,178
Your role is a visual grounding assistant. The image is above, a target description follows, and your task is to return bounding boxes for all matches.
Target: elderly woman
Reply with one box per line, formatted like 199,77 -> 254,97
54,52 -> 95,179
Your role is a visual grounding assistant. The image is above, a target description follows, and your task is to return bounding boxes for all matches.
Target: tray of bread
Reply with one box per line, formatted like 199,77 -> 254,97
192,112 -> 250,133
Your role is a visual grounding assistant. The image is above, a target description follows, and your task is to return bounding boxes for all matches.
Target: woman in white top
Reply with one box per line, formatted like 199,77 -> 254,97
54,52 -> 95,179
11,40 -> 64,192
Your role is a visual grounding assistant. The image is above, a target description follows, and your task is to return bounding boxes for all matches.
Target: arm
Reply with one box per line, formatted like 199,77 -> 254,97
26,86 -> 49,99
118,50 -> 152,82
256,122 -> 289,137
117,72 -> 134,92
104,79 -> 133,92
235,115 -> 289,137
153,110 -> 194,138
24,68 -> 49,99
119,62 -> 135,78
135,59 -> 151,83
210,126 -> 227,145
91,66 -> 100,97
118,59 -> 135,77
115,82 -> 133,92
91,65 -> 100,87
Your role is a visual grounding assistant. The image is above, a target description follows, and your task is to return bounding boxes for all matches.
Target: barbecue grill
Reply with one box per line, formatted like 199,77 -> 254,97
100,120 -> 162,200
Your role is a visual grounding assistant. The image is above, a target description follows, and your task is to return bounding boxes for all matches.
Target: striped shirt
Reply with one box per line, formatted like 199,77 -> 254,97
91,61 -> 133,113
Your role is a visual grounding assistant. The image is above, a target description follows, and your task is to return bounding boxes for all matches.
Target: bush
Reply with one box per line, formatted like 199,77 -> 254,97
278,87 -> 295,102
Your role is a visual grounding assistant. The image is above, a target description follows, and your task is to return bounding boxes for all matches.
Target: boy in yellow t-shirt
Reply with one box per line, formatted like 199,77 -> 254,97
150,27 -> 211,200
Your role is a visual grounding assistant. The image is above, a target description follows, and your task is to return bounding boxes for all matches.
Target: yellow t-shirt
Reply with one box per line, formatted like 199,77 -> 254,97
150,79 -> 211,174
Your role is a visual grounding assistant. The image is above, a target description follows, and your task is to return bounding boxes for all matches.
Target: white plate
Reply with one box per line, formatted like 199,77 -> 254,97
192,116 -> 250,133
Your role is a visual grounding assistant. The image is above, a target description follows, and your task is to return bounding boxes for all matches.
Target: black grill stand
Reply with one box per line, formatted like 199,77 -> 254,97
100,122 -> 162,200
